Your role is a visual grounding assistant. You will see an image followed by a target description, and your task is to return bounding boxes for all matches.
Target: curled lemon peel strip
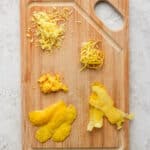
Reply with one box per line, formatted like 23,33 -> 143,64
88,82 -> 134,130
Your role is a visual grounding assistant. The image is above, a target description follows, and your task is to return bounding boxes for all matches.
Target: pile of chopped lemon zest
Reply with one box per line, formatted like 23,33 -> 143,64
27,8 -> 72,53
38,73 -> 68,94
87,82 -> 134,131
80,40 -> 105,71
28,101 -> 77,143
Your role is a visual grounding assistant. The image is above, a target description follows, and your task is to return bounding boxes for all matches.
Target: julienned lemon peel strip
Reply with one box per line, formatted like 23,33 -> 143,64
80,40 -> 105,71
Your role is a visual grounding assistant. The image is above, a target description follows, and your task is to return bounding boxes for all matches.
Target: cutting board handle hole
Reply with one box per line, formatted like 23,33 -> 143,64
94,1 -> 124,31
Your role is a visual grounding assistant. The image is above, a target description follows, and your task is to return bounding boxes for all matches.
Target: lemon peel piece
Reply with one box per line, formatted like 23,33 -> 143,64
30,101 -> 77,143
35,124 -> 53,143
87,106 -> 104,131
65,104 -> 77,124
35,105 -> 67,142
89,82 -> 134,130
91,82 -> 114,108
52,123 -> 71,142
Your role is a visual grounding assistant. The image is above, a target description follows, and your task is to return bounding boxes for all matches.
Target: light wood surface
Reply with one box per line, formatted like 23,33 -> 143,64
20,0 -> 129,149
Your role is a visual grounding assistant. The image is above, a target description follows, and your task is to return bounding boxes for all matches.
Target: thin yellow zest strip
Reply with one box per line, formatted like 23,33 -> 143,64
80,40 -> 105,71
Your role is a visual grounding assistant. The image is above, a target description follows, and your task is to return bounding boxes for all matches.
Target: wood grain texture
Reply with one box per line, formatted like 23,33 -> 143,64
20,0 -> 129,149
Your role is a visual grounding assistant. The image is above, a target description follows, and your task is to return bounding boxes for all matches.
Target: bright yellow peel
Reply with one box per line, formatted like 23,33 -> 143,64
87,106 -> 104,131
80,40 -> 105,71
88,82 -> 134,130
38,73 -> 68,94
35,105 -> 67,143
29,101 -> 77,143
27,8 -> 72,53
35,124 -> 53,143
29,100 -> 66,126
51,123 -> 71,142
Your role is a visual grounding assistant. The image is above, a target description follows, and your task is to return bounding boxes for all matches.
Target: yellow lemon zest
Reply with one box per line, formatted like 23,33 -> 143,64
29,100 -> 66,126
27,8 -> 72,53
38,73 -> 68,94
80,40 -> 105,71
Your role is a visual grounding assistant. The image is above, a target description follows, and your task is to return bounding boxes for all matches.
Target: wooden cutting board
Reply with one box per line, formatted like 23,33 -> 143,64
20,0 -> 129,149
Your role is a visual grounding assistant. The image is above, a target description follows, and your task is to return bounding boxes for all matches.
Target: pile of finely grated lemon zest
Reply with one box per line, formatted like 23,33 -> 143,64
28,100 -> 77,143
80,40 -> 105,71
87,82 -> 134,131
27,8 -> 72,53
38,73 -> 68,94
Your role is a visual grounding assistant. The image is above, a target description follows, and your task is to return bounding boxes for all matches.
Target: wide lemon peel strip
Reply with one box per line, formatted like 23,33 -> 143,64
87,106 -> 104,131
88,82 -> 134,130
29,100 -> 66,126
51,123 -> 71,142
35,104 -> 77,143
29,101 -> 77,143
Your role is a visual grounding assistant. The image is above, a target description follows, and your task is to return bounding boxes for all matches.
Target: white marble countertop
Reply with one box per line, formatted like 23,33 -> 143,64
0,0 -> 150,149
